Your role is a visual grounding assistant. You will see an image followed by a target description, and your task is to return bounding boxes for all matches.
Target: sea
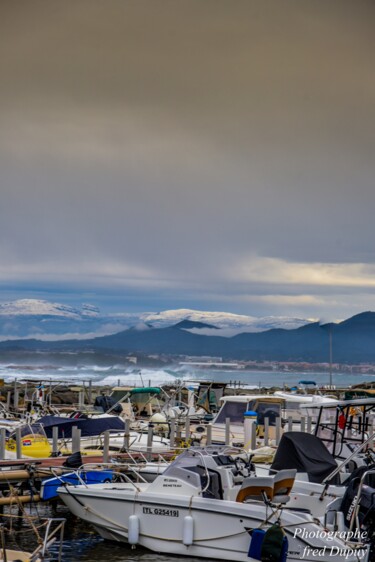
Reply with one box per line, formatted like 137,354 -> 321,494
1,361 -> 374,561
0,362 -> 374,389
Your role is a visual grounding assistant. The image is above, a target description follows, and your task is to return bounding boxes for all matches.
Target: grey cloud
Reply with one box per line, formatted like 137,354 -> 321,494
1,0 -> 375,318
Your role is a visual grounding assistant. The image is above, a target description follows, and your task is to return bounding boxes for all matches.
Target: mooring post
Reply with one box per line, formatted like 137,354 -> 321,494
288,416 -> 293,432
275,417 -> 282,445
14,379 -> 19,411
0,428 -> 6,460
169,418 -> 176,449
264,417 -> 269,446
300,416 -> 306,433
185,416 -> 190,441
123,418 -> 130,450
103,430 -> 110,463
52,426 -> 59,456
72,426 -> 81,453
16,427 -> 22,459
251,421 -> 257,450
206,424 -> 212,446
176,422 -> 182,442
146,424 -> 153,461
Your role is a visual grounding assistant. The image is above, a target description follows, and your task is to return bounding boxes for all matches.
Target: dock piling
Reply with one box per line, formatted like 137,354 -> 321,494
72,426 -> 81,453
123,419 -> 130,450
264,417 -> 269,446
103,431 -> 110,463
52,426 -> 59,456
16,427 -> 22,459
206,424 -> 212,446
169,418 -> 176,449
146,424 -> 153,461
275,417 -> 281,445
185,416 -> 190,441
0,428 -> 6,460
225,417 -> 231,446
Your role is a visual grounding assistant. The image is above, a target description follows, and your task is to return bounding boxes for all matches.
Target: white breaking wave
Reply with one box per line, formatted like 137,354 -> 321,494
99,369 -> 188,387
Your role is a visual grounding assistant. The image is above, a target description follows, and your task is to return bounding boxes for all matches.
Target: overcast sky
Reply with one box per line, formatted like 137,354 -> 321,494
1,0 -> 375,320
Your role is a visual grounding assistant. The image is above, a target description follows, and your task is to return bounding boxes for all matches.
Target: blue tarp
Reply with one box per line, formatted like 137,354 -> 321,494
41,470 -> 113,500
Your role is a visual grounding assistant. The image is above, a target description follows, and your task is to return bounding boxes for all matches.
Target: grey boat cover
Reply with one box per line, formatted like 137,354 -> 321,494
270,431 -> 339,483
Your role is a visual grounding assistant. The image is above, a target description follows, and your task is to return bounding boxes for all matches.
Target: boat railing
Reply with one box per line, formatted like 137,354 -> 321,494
50,466 -> 89,488
320,432 -> 375,498
77,462 -> 144,491
348,467 -> 375,535
75,461 -> 149,484
119,449 -> 170,465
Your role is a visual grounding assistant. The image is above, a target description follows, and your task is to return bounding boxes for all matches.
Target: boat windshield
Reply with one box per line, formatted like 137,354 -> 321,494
248,400 -> 281,426
215,400 -> 248,425
8,423 -> 48,440
163,449 -> 208,475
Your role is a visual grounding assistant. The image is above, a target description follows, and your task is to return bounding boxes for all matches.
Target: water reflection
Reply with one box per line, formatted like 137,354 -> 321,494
3,504 -> 212,562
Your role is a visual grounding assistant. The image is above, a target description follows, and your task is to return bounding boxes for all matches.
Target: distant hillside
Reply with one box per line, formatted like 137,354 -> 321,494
173,320 -> 219,330
1,311 -> 375,363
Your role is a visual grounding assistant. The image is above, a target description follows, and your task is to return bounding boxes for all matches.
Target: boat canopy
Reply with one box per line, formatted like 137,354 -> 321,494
215,397 -> 282,425
35,415 -> 125,439
270,432 -> 338,484
298,380 -> 317,385
130,387 -> 161,395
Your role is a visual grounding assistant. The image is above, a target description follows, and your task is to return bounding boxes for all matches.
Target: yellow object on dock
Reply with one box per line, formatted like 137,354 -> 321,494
5,434 -> 51,459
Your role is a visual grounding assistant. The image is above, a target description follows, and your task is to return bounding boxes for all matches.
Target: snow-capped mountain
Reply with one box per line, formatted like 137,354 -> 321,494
142,308 -> 310,333
0,299 -> 99,319
0,299 -> 312,341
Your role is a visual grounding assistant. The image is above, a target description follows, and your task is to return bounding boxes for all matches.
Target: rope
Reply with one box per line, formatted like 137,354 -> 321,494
6,486 -> 43,545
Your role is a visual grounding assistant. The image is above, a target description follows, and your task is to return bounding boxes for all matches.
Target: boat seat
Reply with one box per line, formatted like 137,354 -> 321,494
185,466 -> 224,499
272,469 -> 297,504
120,402 -> 135,421
235,476 -> 274,503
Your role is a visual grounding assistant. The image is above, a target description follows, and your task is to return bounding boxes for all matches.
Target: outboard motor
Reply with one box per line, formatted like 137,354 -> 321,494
340,466 -> 375,556
63,451 -> 83,468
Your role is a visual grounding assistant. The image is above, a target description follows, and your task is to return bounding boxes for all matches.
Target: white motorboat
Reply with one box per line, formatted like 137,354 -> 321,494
300,397 -> 375,461
274,380 -> 337,419
58,447 -> 369,561
254,430 -> 375,519
191,395 -> 285,447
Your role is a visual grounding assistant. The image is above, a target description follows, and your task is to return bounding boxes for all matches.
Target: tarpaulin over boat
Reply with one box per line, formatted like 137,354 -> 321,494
270,431 -> 338,483
94,394 -> 122,413
35,415 -> 125,438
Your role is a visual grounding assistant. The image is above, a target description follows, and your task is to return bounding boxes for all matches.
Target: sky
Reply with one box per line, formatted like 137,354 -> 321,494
1,0 -> 375,321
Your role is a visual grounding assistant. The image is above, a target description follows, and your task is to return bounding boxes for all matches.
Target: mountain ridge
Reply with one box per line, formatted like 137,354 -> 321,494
1,311 -> 375,363
0,299 -> 312,340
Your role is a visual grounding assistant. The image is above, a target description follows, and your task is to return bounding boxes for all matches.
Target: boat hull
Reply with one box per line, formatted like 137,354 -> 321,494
58,484 -> 368,562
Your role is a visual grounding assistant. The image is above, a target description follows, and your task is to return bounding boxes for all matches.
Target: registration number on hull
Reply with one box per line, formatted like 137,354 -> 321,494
143,507 -> 179,517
